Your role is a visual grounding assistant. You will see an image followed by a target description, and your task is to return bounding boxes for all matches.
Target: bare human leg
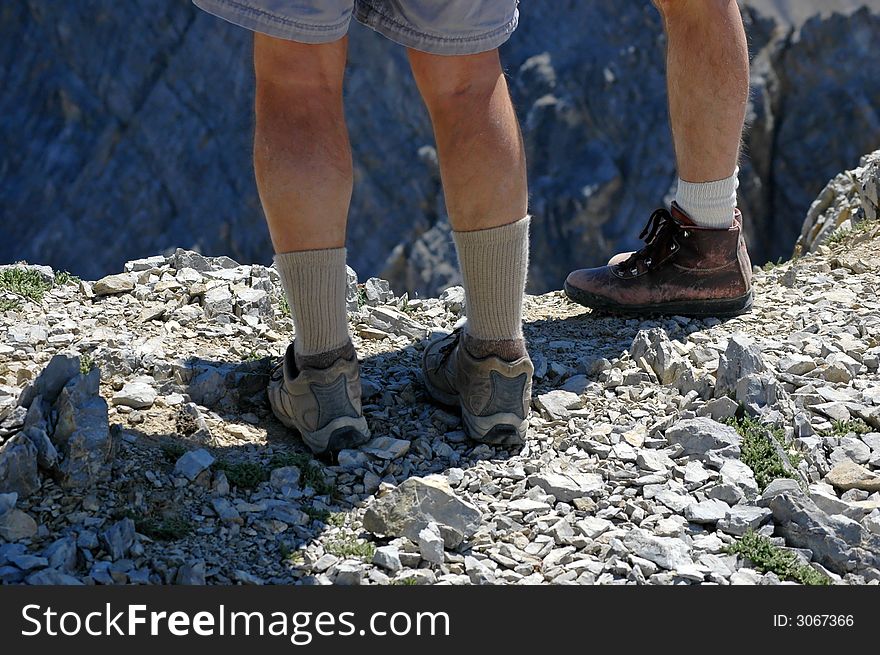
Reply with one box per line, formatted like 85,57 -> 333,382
658,0 -> 750,227
409,49 -> 530,360
254,34 -> 352,361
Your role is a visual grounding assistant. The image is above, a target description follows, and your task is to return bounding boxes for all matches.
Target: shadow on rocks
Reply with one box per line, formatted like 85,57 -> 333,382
522,305 -> 737,395
116,336 -> 523,584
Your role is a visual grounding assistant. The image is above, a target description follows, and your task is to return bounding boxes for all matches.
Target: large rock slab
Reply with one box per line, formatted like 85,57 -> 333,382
735,374 -> 780,414
717,506 -> 772,536
683,499 -> 731,524
363,476 -> 481,548
629,328 -> 687,385
720,458 -> 760,499
362,437 -> 411,460
93,273 -> 134,296
623,528 -> 694,571
23,427 -> 59,471
367,306 -> 427,340
715,334 -> 767,398
0,434 -> 40,497
769,493 -> 880,578
0,508 -> 38,541
100,518 -> 136,561
528,471 -> 603,502
664,417 -> 741,459
174,449 -> 215,481
17,353 -> 81,409
825,460 -> 880,493
111,378 -> 157,409
536,390 -> 583,420
52,369 -> 113,488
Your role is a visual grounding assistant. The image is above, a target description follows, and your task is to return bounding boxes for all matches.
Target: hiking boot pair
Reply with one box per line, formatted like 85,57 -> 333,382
564,203 -> 753,317
268,333 -> 533,454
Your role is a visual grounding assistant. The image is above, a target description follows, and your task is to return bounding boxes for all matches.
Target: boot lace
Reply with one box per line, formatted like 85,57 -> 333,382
433,327 -> 464,374
619,207 -> 688,272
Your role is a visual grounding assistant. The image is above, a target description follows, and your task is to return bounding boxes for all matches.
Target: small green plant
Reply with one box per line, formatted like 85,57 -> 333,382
275,293 -> 290,316
392,577 -> 419,586
0,298 -> 20,312
826,227 -> 853,246
279,542 -> 306,565
0,267 -> 52,304
399,296 -> 419,316
823,419 -> 870,437
160,442 -> 187,463
79,354 -> 95,376
125,511 -> 193,541
724,416 -> 802,490
210,453 -> 335,493
324,537 -> 376,560
728,531 -> 830,586
302,505 -> 331,524
215,460 -> 267,489
54,270 -> 80,286
286,551 -> 305,565
269,452 -> 334,496
357,285 -> 368,308
326,512 -> 347,528
761,257 -> 785,272
826,219 -> 876,248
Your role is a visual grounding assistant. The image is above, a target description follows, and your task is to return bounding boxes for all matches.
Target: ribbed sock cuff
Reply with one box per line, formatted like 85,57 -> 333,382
452,216 -> 530,342
274,247 -> 350,357
675,167 -> 739,229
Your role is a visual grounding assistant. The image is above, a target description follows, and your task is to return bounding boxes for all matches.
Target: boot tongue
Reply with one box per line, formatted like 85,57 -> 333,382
670,202 -> 697,227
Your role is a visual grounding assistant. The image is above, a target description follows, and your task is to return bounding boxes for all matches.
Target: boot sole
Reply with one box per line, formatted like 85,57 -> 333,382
422,370 -> 528,447
563,282 -> 753,318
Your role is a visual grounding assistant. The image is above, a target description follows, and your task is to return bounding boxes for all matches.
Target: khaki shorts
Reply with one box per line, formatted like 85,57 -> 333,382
193,0 -> 519,55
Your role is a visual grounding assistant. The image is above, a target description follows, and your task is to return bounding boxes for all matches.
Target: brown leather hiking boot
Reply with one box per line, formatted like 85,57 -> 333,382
564,203 -> 753,317
605,212 -> 747,267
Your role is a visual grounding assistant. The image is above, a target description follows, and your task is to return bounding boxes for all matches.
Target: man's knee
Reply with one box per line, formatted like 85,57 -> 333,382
254,33 -> 346,95
409,48 -> 504,111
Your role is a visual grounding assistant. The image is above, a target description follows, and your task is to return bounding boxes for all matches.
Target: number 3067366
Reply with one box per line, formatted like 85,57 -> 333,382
796,615 -> 854,627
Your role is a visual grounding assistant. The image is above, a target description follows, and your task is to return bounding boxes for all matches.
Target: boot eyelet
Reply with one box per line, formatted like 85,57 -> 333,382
645,258 -> 652,267
682,230 -> 690,238
629,267 -> 638,277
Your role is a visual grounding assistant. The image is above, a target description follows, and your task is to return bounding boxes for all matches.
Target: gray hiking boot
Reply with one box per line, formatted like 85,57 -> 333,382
268,342 -> 370,454
422,328 -> 533,445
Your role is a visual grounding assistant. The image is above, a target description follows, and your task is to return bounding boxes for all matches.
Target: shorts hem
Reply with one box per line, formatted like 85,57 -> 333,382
354,4 -> 519,55
193,0 -> 350,43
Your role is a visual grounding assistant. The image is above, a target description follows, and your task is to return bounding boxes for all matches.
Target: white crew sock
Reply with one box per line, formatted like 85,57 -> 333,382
675,167 -> 739,229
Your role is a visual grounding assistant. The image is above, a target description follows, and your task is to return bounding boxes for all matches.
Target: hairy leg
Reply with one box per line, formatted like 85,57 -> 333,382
408,49 -> 527,231
253,34 -> 351,252
655,0 -> 749,183
254,34 -> 352,360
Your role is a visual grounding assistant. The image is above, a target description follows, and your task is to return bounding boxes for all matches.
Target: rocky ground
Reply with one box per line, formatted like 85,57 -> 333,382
1,153 -> 879,586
